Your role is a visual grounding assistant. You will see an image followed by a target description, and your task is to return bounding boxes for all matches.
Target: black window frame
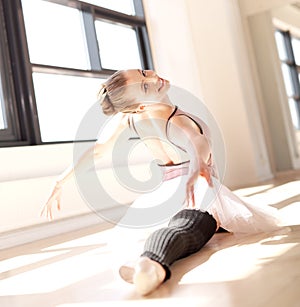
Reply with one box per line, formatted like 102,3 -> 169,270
0,0 -> 153,147
0,0 -> 27,144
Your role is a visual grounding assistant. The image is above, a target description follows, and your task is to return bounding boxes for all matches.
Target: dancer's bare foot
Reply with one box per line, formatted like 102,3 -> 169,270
119,257 -> 166,295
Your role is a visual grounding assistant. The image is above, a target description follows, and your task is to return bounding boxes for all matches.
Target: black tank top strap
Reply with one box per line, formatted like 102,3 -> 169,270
165,105 -> 187,153
129,105 -> 204,147
166,105 -> 203,135
177,113 -> 203,135
128,114 -> 139,136
179,113 -> 203,134
165,105 -> 205,153
165,105 -> 178,136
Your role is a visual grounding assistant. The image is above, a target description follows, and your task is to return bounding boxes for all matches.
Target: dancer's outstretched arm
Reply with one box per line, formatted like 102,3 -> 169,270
40,113 -> 129,220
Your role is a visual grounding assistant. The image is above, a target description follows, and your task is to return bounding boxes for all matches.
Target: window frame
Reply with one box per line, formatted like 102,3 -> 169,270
276,29 -> 300,130
0,0 -> 153,147
0,0 -> 24,144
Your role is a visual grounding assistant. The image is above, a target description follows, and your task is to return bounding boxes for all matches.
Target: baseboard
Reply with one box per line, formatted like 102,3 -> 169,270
0,206 -> 123,250
274,169 -> 300,179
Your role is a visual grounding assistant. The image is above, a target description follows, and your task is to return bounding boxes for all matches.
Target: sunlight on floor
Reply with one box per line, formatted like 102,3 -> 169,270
179,233 -> 297,285
0,250 -> 69,274
0,253 -> 110,295
0,235 -> 113,296
41,229 -> 114,251
279,202 -> 300,225
234,184 -> 274,197
235,180 -> 300,206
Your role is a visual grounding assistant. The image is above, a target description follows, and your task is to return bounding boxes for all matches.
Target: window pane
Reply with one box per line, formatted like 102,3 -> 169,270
0,83 -> 7,130
95,20 -> 142,70
275,31 -> 289,62
291,37 -> 300,66
0,48 -> 7,130
33,73 -> 106,142
281,63 -> 295,97
83,0 -> 135,15
288,98 -> 300,130
22,0 -> 89,69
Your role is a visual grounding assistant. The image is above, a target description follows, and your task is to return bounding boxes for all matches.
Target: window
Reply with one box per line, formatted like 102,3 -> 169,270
95,20 -> 142,70
0,0 -> 152,146
0,77 -> 6,130
22,0 -> 89,70
275,30 -> 300,130
0,1 -> 21,143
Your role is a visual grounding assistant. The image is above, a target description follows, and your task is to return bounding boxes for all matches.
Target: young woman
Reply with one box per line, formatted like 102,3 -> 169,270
41,69 -> 283,296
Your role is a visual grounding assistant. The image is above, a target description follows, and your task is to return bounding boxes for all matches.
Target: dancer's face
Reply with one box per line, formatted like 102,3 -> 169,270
122,69 -> 170,104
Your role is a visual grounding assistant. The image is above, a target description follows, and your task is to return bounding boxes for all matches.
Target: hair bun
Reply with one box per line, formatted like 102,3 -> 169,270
101,97 -> 116,115
98,84 -> 116,115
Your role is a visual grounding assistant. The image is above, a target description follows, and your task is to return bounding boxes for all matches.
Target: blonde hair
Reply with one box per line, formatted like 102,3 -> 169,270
97,70 -> 136,115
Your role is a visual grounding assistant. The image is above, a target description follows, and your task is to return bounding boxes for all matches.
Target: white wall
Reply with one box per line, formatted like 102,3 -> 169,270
0,143 -> 73,182
143,0 -> 203,99
239,0 -> 296,15
273,5 -> 300,37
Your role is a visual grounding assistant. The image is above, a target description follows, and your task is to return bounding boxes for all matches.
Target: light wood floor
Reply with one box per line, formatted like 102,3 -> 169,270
1,171 -> 300,307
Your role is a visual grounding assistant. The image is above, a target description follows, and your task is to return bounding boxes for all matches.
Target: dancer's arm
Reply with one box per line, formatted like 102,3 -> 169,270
41,113 -> 129,220
167,115 -> 212,207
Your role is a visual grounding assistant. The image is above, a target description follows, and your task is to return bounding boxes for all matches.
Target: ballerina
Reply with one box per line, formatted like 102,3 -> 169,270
41,69 -> 284,295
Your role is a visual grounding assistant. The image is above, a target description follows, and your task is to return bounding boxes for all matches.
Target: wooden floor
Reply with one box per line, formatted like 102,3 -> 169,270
1,171 -> 300,307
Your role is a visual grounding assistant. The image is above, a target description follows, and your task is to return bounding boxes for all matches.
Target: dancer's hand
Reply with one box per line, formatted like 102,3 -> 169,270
186,161 -> 212,208
40,183 -> 62,220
